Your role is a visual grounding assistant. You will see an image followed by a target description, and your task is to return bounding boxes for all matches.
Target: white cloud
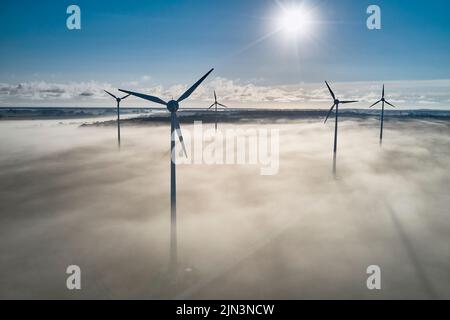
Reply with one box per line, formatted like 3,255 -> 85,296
0,78 -> 449,109
0,81 -> 114,104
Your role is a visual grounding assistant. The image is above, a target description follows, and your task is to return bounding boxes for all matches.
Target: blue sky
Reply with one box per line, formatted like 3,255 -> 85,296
0,0 -> 449,108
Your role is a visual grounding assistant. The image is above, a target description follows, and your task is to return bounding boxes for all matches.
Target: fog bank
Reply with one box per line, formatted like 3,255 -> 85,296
0,118 -> 449,299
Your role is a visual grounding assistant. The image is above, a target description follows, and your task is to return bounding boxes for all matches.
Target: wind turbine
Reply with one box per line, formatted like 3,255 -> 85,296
369,84 -> 397,145
323,81 -> 358,175
119,68 -> 214,274
104,90 -> 130,148
207,90 -> 229,131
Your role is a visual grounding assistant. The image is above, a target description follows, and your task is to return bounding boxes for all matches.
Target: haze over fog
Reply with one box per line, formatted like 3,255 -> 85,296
0,116 -> 449,299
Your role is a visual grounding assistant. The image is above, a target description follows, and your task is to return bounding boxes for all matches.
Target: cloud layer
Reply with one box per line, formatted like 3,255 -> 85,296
0,78 -> 449,109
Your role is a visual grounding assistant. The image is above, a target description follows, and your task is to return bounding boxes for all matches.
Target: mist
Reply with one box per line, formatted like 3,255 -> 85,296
1,117 -> 449,299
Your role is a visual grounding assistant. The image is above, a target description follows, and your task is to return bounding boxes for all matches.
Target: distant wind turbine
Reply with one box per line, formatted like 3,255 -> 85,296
207,90 -> 229,131
323,81 -> 358,175
119,68 -> 214,274
104,90 -> 130,148
369,84 -> 397,146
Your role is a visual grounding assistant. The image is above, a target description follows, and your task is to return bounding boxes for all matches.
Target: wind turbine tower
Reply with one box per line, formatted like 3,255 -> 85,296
104,90 -> 130,148
119,69 -> 214,274
368,84 -> 397,145
207,90 -> 229,131
323,81 -> 358,175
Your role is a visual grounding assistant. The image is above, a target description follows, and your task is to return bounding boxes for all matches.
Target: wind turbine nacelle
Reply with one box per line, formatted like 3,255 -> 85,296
167,100 -> 179,112
116,98 -> 121,103
334,99 -> 340,105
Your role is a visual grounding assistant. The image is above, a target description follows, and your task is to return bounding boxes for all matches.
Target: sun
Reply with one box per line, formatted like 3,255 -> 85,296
277,5 -> 314,37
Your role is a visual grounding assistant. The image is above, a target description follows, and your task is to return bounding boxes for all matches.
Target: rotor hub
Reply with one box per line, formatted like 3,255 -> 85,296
334,99 -> 340,105
167,100 -> 179,112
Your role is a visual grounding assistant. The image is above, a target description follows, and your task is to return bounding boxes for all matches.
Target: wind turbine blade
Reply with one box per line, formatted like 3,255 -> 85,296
177,68 -> 214,103
385,101 -> 397,108
173,114 -> 188,158
324,104 -> 336,124
217,103 -> 229,108
118,89 -> 167,106
104,90 -> 117,99
214,90 -> 217,102
340,100 -> 358,104
369,100 -> 382,108
120,94 -> 131,100
382,84 -> 385,99
207,103 -> 215,110
325,81 -> 336,100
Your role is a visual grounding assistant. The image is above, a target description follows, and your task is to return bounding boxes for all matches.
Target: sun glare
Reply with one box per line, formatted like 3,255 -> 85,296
277,5 -> 314,37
